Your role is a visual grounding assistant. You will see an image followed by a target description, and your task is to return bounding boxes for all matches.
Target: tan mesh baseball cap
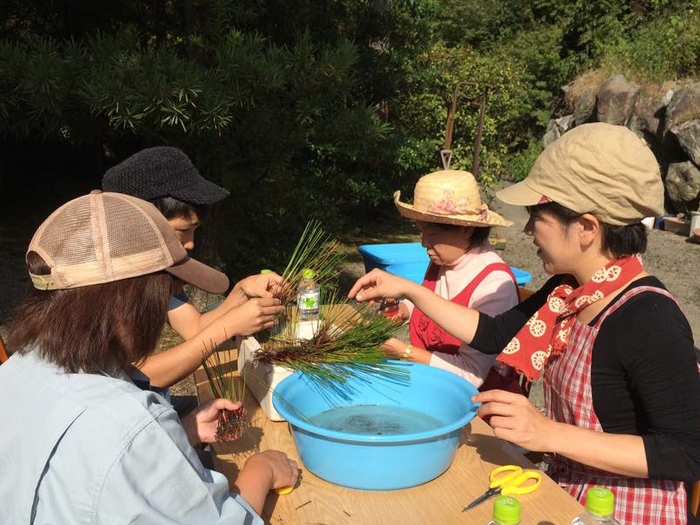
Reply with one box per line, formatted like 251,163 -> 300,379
497,123 -> 664,226
27,190 -> 229,293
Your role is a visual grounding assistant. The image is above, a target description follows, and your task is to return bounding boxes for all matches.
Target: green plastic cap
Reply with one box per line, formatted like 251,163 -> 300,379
585,487 -> 615,517
493,495 -> 521,525
260,269 -> 272,274
302,268 -> 315,279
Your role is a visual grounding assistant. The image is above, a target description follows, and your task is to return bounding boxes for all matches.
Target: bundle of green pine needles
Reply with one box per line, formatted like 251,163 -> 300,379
273,220 -> 345,305
201,344 -> 248,443
255,292 -> 408,389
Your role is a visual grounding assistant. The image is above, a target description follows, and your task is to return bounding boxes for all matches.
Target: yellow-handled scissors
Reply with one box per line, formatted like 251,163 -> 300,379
462,464 -> 542,511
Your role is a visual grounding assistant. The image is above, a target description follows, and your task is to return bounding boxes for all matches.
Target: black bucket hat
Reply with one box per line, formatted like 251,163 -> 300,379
102,147 -> 230,205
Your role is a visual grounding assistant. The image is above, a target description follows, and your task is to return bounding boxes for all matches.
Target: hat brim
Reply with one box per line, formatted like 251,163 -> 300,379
165,257 -> 230,294
174,179 -> 230,206
393,191 -> 512,228
495,180 -> 546,207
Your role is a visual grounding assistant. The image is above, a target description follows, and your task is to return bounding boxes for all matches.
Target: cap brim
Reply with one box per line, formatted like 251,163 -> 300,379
165,257 -> 229,294
175,179 -> 230,206
495,180 -> 546,207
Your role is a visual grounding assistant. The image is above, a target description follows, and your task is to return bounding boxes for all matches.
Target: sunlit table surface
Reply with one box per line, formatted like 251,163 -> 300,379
194,345 -> 583,525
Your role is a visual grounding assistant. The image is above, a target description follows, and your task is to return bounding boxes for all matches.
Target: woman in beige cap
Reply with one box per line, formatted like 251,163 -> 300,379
0,191 -> 298,524
384,169 -> 522,392
350,123 -> 700,524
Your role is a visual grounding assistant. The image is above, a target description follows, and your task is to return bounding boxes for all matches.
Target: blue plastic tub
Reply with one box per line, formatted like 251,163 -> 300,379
357,242 -> 532,287
273,362 -> 479,491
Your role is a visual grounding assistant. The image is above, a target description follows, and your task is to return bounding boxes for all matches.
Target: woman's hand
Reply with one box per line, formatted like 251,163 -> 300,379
234,450 -> 299,514
223,297 -> 285,336
234,272 -> 284,299
182,398 -> 243,446
473,389 -> 557,452
243,451 -> 299,491
382,337 -> 408,358
348,269 -> 416,303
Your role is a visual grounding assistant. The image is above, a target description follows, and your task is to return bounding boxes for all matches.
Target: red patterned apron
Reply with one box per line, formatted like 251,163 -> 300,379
543,286 -> 687,524
409,262 -> 522,393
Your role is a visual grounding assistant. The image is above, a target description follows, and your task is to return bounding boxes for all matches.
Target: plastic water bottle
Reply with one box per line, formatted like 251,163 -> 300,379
297,268 -> 320,322
571,487 -> 621,524
486,495 -> 521,525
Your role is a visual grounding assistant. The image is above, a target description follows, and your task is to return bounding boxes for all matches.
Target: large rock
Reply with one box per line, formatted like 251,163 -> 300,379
542,115 -> 574,148
665,160 -> 700,213
595,74 -> 640,126
664,82 -> 700,132
629,91 -> 672,138
571,89 -> 597,127
669,120 -> 700,166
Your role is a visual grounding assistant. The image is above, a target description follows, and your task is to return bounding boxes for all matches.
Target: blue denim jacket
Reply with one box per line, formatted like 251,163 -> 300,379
0,351 -> 261,525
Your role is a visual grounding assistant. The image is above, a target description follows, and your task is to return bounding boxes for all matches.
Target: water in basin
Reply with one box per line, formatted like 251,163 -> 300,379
310,404 -> 443,436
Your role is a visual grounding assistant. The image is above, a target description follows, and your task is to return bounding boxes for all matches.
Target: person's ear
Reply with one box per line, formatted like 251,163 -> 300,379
463,226 -> 474,240
577,213 -> 601,248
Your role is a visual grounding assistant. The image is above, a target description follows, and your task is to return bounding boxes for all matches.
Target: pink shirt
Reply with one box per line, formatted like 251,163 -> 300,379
403,244 -> 518,386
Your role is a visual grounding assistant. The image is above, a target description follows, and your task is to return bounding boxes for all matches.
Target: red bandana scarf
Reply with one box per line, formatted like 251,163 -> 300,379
497,255 -> 644,381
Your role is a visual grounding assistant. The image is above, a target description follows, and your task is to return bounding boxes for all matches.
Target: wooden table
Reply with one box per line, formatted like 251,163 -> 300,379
195,348 -> 583,525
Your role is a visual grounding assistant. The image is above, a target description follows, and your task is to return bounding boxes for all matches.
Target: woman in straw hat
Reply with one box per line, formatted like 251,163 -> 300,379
0,191 -> 298,524
384,169 -> 522,392
350,123 -> 700,524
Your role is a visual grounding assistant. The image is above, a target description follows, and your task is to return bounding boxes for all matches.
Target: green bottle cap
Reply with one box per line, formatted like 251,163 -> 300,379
302,268 -> 315,279
585,487 -> 614,517
260,269 -> 272,274
492,495 -> 520,525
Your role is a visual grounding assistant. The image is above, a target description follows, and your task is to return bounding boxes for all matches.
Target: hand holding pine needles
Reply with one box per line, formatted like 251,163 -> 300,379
201,342 -> 249,443
183,398 -> 246,446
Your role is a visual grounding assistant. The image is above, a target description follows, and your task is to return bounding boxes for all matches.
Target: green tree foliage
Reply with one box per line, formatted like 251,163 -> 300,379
1,0 -> 700,276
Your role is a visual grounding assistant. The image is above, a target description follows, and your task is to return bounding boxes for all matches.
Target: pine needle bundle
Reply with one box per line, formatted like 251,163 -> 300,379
201,344 -> 248,443
274,220 -> 345,304
254,292 -> 408,391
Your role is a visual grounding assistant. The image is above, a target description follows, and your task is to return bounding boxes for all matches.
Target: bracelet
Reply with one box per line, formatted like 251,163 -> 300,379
400,344 -> 413,361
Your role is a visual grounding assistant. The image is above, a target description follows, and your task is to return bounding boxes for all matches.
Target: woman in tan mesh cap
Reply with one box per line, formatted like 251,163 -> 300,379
0,191 -> 298,524
383,169 -> 522,393
350,124 -> 700,524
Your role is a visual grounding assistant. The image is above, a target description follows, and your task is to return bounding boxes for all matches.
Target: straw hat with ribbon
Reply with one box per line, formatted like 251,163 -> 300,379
394,169 -> 512,227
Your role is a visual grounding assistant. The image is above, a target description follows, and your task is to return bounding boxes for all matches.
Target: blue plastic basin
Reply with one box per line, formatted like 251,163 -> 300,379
357,242 -> 532,287
272,362 -> 479,490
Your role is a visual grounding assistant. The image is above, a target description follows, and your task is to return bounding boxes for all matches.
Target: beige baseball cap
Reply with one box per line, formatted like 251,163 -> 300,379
496,123 -> 664,226
27,190 -> 229,293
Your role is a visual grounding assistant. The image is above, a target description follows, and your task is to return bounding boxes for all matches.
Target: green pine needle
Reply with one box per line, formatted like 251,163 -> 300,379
274,220 -> 345,304
201,341 -> 245,403
255,292 -> 408,387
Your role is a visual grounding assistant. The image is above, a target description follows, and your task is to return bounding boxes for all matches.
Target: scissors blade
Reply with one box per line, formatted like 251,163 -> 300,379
462,487 -> 498,511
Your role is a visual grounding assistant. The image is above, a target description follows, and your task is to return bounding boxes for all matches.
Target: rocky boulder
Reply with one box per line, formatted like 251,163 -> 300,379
629,91 -> 673,139
664,82 -> 700,132
665,160 -> 700,212
669,120 -> 700,166
595,74 -> 640,126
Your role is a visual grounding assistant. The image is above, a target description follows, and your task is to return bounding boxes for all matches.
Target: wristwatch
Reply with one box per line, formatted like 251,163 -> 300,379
400,344 -> 413,361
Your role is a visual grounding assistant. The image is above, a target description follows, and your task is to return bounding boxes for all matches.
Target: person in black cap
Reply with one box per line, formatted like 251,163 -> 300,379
103,147 -> 284,393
